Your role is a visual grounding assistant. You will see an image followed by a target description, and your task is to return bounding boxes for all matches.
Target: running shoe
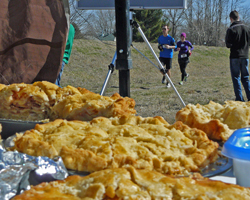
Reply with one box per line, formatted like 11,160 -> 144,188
179,81 -> 183,85
166,82 -> 171,88
184,73 -> 189,82
162,76 -> 167,84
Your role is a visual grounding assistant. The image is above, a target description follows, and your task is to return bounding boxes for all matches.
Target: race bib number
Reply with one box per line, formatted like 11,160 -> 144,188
181,54 -> 187,58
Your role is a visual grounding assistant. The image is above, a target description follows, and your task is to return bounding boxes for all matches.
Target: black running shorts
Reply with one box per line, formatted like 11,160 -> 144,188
159,57 -> 172,69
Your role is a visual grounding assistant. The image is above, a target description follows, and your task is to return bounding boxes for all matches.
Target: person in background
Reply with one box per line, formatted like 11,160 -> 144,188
175,32 -> 194,85
55,23 -> 75,87
225,10 -> 250,101
158,25 -> 176,88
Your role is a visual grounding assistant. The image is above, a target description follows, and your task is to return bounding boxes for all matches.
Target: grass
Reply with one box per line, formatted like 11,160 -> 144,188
61,39 -> 248,124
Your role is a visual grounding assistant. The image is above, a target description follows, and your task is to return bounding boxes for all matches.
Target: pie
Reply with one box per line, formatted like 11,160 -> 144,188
49,92 -> 136,121
0,83 -> 6,91
0,83 -> 51,121
11,115 -> 219,176
32,81 -> 60,106
0,81 -> 136,121
12,166 -> 250,200
176,100 -> 250,141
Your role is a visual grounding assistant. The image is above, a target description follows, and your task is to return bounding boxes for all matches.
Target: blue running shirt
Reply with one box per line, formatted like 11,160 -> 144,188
158,35 -> 175,58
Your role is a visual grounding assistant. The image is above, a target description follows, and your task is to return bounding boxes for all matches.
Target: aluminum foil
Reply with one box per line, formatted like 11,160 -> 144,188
0,142 -> 68,200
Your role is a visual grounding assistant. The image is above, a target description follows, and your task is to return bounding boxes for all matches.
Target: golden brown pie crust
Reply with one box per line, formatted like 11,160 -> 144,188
0,83 -> 6,91
49,92 -> 136,121
176,100 -> 250,141
0,83 -> 51,121
12,115 -> 218,176
12,166 -> 250,200
0,81 -> 136,121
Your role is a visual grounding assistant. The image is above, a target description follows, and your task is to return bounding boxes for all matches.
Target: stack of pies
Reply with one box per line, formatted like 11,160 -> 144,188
0,81 -> 136,121
176,100 -> 250,141
3,82 -> 250,198
12,166 -> 250,200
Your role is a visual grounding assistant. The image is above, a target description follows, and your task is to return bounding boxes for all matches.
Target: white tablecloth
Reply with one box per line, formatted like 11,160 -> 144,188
209,167 -> 236,184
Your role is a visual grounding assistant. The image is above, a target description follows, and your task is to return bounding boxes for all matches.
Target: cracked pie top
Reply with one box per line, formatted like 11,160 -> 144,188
11,115 -> 218,176
12,166 -> 250,200
0,81 -> 136,121
176,100 -> 250,141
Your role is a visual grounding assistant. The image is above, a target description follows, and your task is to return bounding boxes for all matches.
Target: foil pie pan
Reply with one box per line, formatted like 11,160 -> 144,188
0,119 -> 45,139
0,142 -> 68,200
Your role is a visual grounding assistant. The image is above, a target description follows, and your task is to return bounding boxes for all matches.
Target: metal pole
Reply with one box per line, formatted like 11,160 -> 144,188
131,44 -> 160,71
132,21 -> 186,107
115,0 -> 132,97
119,70 -> 130,97
100,52 -> 117,96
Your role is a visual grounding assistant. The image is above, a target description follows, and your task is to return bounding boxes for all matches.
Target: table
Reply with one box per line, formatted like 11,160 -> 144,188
210,167 -> 236,184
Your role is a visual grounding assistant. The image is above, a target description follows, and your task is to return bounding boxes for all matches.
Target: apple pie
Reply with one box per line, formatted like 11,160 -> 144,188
0,83 -> 51,121
11,115 -> 218,176
0,81 -> 136,122
176,100 -> 250,141
49,92 -> 136,121
12,166 -> 250,200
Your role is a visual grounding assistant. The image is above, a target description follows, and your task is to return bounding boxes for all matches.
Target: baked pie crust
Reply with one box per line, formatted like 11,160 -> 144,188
12,115 -> 218,176
49,92 -> 136,121
0,83 -> 6,91
0,81 -> 136,121
0,83 -> 51,121
12,166 -> 250,200
176,101 -> 250,141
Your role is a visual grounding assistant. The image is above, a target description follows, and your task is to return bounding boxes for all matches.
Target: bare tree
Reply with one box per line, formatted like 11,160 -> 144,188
238,2 -> 250,24
184,0 -> 233,46
68,0 -> 116,39
215,0 -> 224,46
162,9 -> 186,39
68,0 -> 249,45
230,0 -> 246,11
192,0 -> 206,45
68,0 -> 100,39
92,10 -> 116,36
